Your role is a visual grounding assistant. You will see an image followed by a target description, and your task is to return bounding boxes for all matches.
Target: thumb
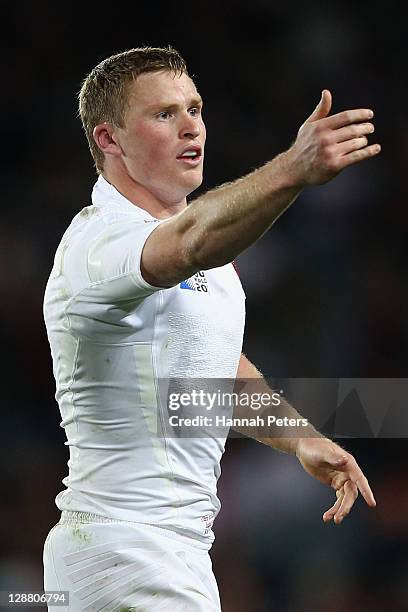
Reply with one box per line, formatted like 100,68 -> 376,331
305,89 -> 332,123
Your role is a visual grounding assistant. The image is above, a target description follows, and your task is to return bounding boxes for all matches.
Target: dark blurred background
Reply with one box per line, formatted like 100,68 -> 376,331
1,0 -> 407,610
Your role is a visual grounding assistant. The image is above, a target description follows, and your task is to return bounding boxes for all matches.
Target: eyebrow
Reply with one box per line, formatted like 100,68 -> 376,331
146,96 -> 204,112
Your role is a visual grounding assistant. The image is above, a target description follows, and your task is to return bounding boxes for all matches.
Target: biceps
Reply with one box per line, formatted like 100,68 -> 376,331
140,217 -> 200,288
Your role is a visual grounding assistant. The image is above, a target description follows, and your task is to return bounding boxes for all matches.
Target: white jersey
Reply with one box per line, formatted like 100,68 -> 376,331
43,176 -> 246,547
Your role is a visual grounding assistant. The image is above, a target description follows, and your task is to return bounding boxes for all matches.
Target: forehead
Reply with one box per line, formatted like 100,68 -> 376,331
127,71 -> 200,109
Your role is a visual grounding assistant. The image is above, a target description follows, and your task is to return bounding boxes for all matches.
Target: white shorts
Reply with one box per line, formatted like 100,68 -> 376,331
43,511 -> 222,612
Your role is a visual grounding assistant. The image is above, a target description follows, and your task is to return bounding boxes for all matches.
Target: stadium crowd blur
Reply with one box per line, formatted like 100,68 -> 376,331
1,1 -> 407,610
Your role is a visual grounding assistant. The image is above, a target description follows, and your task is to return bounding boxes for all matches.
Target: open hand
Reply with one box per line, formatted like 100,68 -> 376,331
287,89 -> 381,186
295,437 -> 376,524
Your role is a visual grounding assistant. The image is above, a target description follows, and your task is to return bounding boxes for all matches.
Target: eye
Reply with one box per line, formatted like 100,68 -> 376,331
157,111 -> 172,120
189,107 -> 201,116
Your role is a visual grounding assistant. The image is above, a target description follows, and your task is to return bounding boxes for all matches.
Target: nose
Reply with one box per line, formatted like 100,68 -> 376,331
179,112 -> 201,139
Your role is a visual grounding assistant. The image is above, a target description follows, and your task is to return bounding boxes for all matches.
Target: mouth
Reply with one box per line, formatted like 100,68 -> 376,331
176,154 -> 203,166
176,146 -> 203,166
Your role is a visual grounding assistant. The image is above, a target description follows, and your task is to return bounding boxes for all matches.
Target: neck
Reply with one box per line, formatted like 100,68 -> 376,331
102,168 -> 187,219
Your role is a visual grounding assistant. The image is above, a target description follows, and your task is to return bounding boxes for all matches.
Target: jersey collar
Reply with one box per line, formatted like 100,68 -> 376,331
91,175 -> 158,221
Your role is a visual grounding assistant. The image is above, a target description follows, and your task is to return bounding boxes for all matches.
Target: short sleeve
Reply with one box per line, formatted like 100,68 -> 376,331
78,218 -> 164,303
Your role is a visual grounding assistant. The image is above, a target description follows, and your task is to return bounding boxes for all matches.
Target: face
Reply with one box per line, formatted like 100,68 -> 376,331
113,70 -> 206,205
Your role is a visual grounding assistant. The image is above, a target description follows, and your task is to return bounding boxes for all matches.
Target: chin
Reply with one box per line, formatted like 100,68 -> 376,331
183,174 -> 203,194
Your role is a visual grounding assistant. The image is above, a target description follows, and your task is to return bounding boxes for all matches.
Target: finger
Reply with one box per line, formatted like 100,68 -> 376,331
304,89 -> 332,124
338,457 -> 377,507
354,474 -> 377,507
323,494 -> 343,523
320,108 -> 374,130
331,455 -> 377,508
323,486 -> 344,522
334,480 -> 358,524
340,143 -> 381,169
337,136 -> 369,156
334,122 -> 375,144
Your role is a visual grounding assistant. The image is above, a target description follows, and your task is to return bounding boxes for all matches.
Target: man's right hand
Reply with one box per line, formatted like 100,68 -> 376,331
285,89 -> 381,187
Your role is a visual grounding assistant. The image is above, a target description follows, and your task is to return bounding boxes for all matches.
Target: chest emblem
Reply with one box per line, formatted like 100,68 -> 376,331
180,271 -> 209,293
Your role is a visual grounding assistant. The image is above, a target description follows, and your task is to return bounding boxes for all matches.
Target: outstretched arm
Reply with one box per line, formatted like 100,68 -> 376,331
141,90 -> 380,287
234,353 -> 376,524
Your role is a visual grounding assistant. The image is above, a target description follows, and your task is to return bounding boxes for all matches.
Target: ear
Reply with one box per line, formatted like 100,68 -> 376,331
93,123 -> 123,159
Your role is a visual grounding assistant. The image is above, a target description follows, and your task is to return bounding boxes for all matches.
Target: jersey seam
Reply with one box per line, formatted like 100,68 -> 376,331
151,290 -> 183,524
69,337 -> 81,442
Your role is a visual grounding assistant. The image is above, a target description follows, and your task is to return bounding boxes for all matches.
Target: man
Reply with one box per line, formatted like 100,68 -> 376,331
43,46 -> 379,611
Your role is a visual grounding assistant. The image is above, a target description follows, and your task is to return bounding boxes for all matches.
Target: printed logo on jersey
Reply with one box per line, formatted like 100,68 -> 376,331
201,512 -> 215,535
180,271 -> 209,293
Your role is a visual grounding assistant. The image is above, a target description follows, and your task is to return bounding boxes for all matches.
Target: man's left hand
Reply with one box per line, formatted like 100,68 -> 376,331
295,437 -> 376,524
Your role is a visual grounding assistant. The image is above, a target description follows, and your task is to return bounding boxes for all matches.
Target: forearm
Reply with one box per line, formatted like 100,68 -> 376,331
183,150 -> 302,270
234,355 -> 323,455
249,391 -> 323,455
